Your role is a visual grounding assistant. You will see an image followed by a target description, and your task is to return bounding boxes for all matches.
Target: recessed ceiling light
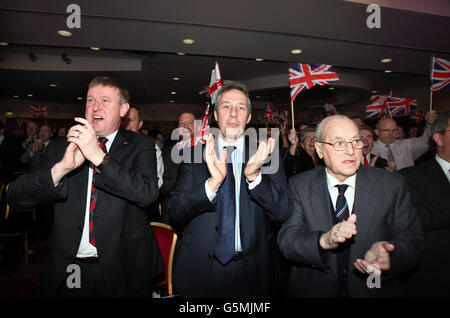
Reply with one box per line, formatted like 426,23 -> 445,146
182,38 -> 195,45
256,96 -> 261,98
0,42 -> 8,46
13,95 -> 19,98
328,87 -> 335,90
372,90 -> 378,94
173,77 -> 180,81
291,49 -> 303,54
57,30 -> 72,37
255,58 -> 264,62
27,94 -> 33,97
380,58 -> 392,63
177,52 -> 186,56
169,100 -> 175,103
77,97 -> 83,100
385,70 -> 392,73
90,47 -> 101,51
6,111 -> 13,117
49,83 -> 57,87
171,91 -> 177,95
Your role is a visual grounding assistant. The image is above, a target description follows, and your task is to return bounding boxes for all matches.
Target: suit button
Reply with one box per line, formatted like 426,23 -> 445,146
214,226 -> 219,231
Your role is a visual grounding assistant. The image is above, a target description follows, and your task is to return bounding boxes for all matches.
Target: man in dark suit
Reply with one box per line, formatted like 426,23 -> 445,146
167,81 -> 291,297
278,115 -> 423,297
398,110 -> 450,297
7,77 -> 163,297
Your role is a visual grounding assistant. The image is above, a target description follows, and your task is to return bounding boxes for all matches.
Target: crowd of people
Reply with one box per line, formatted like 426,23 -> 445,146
1,76 -> 449,298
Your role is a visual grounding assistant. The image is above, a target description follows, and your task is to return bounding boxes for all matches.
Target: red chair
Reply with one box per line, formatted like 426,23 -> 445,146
150,222 -> 178,297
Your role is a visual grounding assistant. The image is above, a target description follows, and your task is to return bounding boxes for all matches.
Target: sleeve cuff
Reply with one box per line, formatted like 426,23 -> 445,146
205,178 -> 217,202
246,172 -> 262,190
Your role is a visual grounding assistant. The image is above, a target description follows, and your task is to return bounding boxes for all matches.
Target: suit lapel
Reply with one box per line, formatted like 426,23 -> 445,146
74,163 -> 89,227
350,166 -> 376,262
238,139 -> 252,249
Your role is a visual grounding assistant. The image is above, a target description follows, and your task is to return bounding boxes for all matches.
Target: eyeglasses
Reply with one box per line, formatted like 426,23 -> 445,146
303,136 -> 315,143
378,129 -> 397,133
318,139 -> 364,151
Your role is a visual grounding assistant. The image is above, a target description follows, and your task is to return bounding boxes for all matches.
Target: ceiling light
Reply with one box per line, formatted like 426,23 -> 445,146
173,77 -> 180,81
57,30 -> 72,37
372,90 -> 378,94
62,52 -> 72,64
328,87 -> 335,90
0,42 -> 8,46
6,111 -> 13,117
90,47 -> 101,51
256,96 -> 261,99
290,49 -> 303,54
169,100 -> 175,103
177,52 -> 186,56
49,83 -> 57,87
384,70 -> 392,73
13,95 -> 19,98
28,50 -> 38,62
380,58 -> 392,63
182,38 -> 195,45
255,58 -> 264,62
77,97 -> 83,100
171,91 -> 177,95
27,94 -> 33,97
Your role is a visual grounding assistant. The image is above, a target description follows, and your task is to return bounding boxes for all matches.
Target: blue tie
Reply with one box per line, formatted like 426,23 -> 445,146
335,184 -> 349,222
214,146 -> 236,265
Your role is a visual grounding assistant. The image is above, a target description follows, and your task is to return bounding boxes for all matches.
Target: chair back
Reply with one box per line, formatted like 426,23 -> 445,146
150,222 -> 177,296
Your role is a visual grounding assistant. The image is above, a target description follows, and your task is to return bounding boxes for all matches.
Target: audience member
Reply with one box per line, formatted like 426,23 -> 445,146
278,115 -> 423,297
398,110 -> 450,297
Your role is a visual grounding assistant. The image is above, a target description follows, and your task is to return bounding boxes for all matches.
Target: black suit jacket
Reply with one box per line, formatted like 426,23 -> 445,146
7,129 -> 164,297
398,157 -> 450,297
278,165 -> 423,297
167,140 -> 292,297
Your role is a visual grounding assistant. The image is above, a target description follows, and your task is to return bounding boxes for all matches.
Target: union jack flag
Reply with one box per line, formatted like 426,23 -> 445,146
289,63 -> 339,102
410,111 -> 424,124
387,96 -> 418,116
198,86 -> 209,96
209,62 -> 223,105
431,57 -> 450,91
264,105 -> 273,122
30,105 -> 47,117
365,95 -> 388,118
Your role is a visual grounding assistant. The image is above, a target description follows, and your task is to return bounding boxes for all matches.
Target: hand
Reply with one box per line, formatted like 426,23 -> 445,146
369,152 -> 380,167
51,142 -> 85,185
354,241 -> 395,275
320,214 -> 357,250
280,122 -> 287,136
288,129 -> 299,146
244,137 -> 275,181
66,117 -> 105,166
32,138 -> 44,153
204,134 -> 227,193
425,110 -> 437,125
385,161 -> 396,172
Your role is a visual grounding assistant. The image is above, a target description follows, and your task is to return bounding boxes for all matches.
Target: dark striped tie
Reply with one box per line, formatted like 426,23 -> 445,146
214,146 -> 236,265
335,184 -> 349,221
89,137 -> 108,246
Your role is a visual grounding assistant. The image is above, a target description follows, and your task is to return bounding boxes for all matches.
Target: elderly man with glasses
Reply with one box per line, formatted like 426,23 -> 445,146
278,115 -> 423,298
371,111 -> 437,170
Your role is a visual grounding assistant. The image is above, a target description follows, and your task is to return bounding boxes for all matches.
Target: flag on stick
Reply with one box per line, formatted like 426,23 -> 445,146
30,105 -> 47,118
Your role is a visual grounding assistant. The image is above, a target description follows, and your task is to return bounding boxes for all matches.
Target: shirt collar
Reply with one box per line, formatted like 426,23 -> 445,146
101,129 -> 119,152
325,168 -> 357,192
217,134 -> 244,154
435,154 -> 450,174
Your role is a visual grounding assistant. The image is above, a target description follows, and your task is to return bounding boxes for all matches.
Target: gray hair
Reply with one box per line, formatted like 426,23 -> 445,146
431,110 -> 450,135
215,81 -> 251,114
315,115 -> 351,141
300,126 -> 316,143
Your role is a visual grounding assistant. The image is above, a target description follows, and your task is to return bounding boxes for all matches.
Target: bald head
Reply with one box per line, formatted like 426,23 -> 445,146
375,118 -> 398,144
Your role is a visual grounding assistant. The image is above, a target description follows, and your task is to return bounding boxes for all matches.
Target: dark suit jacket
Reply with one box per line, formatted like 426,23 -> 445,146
167,140 -> 292,297
278,165 -> 423,297
7,129 -> 164,297
398,157 -> 450,297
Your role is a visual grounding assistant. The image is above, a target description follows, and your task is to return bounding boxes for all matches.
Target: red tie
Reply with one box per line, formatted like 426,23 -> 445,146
89,137 -> 108,246
363,155 -> 369,166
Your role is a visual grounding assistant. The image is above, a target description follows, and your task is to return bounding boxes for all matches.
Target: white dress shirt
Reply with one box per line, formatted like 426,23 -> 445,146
325,169 -> 356,215
77,130 -> 118,257
370,125 -> 432,170
435,154 -> 450,184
